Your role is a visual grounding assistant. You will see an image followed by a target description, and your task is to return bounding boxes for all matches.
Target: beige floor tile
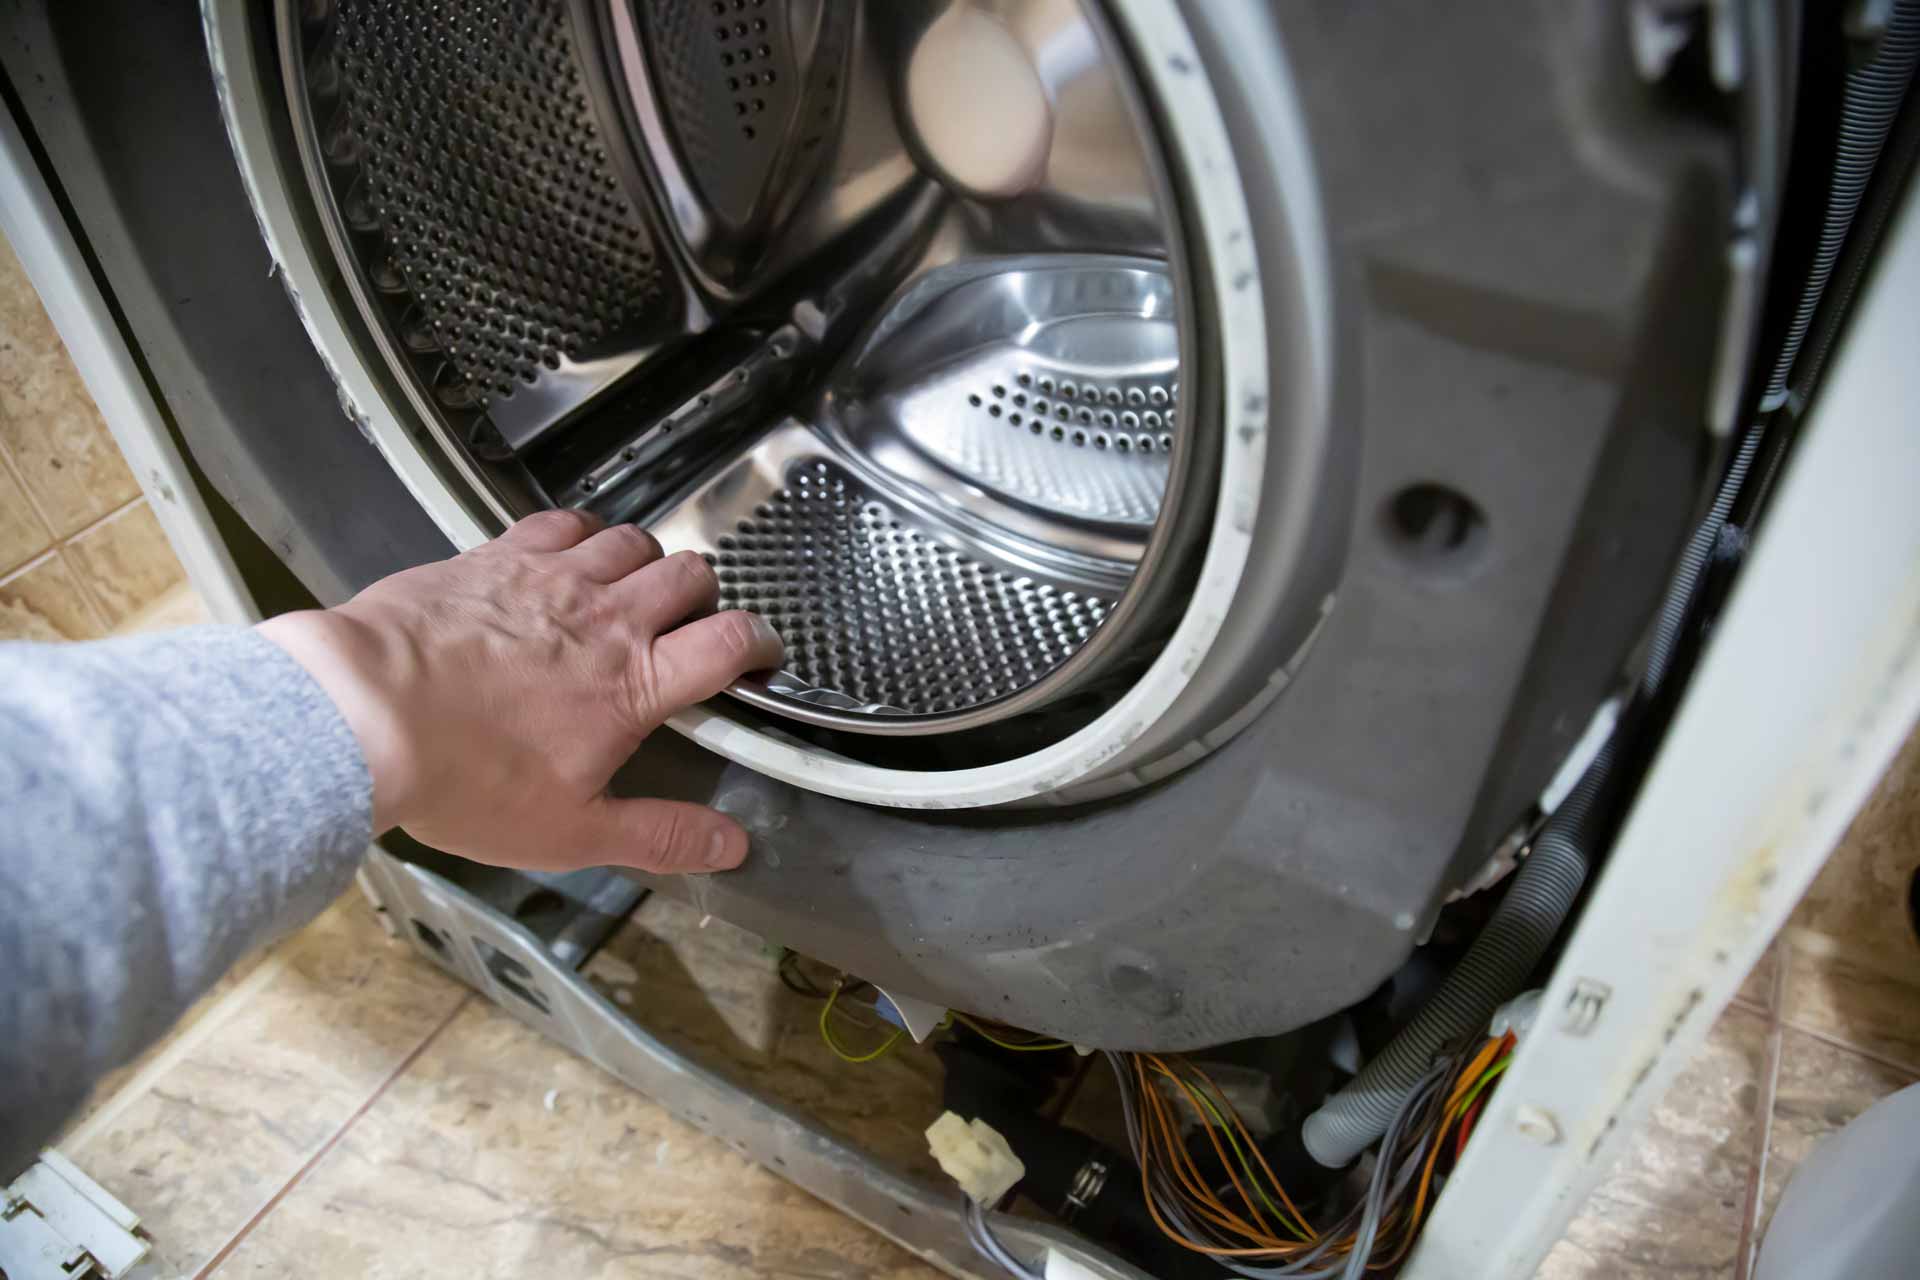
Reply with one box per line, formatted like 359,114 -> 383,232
1734,943 -> 1778,1013
56,938 -> 284,1144
1539,1004 -> 1768,1279
0,449 -> 51,574
584,896 -> 949,1186
1770,718 -> 1920,1074
210,996 -> 943,1280
0,549 -> 105,641
115,584 -> 214,634
65,499 -> 186,629
0,233 -> 57,353
64,897 -> 466,1276
0,376 -> 139,536
0,240 -> 140,535
1778,942 -> 1920,1076
1786,726 -> 1920,977
1753,1024 -> 1919,1244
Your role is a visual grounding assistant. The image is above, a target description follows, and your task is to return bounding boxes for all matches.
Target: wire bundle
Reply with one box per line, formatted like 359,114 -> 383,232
786,949 -> 1517,1274
1105,1034 -> 1515,1279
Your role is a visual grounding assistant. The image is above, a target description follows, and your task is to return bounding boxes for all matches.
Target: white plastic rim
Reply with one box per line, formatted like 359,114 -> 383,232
205,0 -> 1315,809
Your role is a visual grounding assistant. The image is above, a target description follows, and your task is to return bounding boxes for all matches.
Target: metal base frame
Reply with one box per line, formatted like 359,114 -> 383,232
355,845 -> 1147,1280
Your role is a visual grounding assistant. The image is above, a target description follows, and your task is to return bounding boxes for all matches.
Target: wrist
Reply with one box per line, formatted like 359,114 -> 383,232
256,608 -> 418,832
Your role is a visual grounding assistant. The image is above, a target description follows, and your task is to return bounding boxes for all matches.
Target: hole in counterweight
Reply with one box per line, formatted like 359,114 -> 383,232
1383,482 -> 1488,572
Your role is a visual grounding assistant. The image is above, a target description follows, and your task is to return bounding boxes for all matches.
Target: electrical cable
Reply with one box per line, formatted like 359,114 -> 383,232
964,1195 -> 1045,1280
1454,1095 -> 1488,1160
1337,1057 -> 1445,1280
776,949 -> 834,999
1102,1037 -> 1511,1279
954,1013 -> 1072,1052
818,980 -> 905,1064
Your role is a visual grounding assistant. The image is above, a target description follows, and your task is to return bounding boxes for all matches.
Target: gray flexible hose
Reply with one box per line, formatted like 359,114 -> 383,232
1300,741 -> 1610,1167
1300,427 -> 1761,1169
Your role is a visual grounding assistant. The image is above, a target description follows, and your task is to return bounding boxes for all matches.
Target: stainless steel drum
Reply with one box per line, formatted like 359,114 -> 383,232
277,0 -> 1235,757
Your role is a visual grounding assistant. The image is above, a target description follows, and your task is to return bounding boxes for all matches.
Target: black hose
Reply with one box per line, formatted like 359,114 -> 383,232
1763,0 -> 1920,410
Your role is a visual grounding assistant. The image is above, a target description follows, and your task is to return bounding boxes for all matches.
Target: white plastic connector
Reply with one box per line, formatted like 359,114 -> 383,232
925,1111 -> 1026,1206
1490,988 -> 1547,1041
1044,1250 -> 1107,1280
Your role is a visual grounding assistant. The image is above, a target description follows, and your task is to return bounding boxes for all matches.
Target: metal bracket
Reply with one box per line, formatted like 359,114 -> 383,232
359,846 -> 1148,1280
0,1152 -> 151,1280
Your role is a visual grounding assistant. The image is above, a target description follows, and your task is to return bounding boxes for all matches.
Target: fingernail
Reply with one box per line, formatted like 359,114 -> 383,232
750,614 -> 783,652
707,828 -> 747,869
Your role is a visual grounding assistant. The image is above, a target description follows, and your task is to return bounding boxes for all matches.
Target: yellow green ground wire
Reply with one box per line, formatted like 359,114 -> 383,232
818,982 -> 906,1063
1449,1054 -> 1513,1120
1178,1070 -> 1314,1242
952,1013 -> 1072,1052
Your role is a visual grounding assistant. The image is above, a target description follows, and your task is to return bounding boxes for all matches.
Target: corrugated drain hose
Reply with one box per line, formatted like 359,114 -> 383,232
1301,430 -> 1759,1168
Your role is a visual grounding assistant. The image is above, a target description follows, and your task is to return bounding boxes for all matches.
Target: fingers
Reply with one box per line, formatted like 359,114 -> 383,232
492,508 -> 605,553
566,796 -> 751,873
567,523 -> 664,583
647,609 -> 785,709
619,548 -> 724,630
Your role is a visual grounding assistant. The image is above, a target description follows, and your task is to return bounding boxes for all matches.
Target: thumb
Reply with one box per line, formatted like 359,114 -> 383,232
564,796 -> 751,874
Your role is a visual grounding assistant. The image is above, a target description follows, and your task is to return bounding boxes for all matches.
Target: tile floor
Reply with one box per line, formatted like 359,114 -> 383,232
0,237 -> 186,642
37,723 -> 1918,1279
56,891 -> 949,1280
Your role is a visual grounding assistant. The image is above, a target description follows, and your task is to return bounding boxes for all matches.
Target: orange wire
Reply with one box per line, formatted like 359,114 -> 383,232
1126,1056 -> 1313,1258
1182,1055 -> 1319,1240
1150,1059 -> 1317,1252
1405,1032 -> 1518,1244
1371,1055 -> 1480,1273
1126,1040 -> 1522,1270
1124,1048 -> 1549,1265
1445,1034 -> 1509,1115
1140,1060 -> 1290,1247
1146,1055 -> 1284,1243
1137,1056 -> 1244,1232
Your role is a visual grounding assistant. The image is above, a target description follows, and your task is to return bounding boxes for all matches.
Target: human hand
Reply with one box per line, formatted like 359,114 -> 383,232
257,510 -> 782,874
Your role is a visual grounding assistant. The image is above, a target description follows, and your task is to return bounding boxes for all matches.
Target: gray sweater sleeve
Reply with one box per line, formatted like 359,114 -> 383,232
0,626 -> 372,1176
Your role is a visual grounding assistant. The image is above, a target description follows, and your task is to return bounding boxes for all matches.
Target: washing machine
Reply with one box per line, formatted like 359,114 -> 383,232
4,4 -> 1918,1265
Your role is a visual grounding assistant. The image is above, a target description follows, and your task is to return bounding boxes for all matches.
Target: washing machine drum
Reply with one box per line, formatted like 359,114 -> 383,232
203,0 -> 1733,1044
243,0 -> 1344,808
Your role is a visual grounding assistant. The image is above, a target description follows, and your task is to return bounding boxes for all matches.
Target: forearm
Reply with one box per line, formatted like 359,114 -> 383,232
0,626 -> 371,1175
0,509 -> 781,1176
